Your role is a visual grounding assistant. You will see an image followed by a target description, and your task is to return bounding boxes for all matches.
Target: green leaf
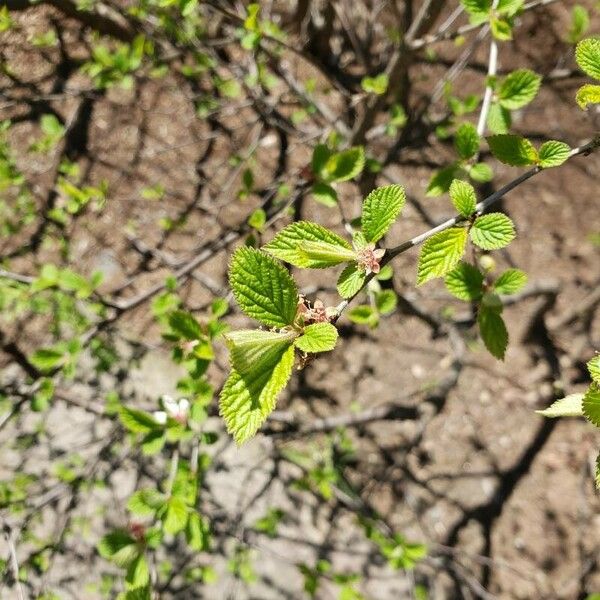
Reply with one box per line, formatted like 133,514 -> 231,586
263,221 -> 352,268
566,6 -> 589,44
449,179 -> 477,217
323,146 -> 365,183
582,384 -> 600,427
417,227 -> 468,285
312,144 -> 332,176
470,213 -> 515,250
186,511 -> 210,551
247,208 -> 266,230
295,323 -> 338,353
478,306 -> 508,359
493,268 -> 527,294
454,122 -> 480,159
536,394 -> 584,418
168,310 -> 201,340
220,344 -> 294,443
127,489 -> 166,516
224,329 -> 296,376
588,356 -> 600,384
361,184 -> 406,243
498,69 -> 541,110
126,554 -> 150,588
426,164 -> 459,197
491,17 -> 512,41
348,305 -> 378,328
229,247 -> 298,327
468,162 -> 494,183
575,38 -> 600,80
486,102 -> 511,134
98,530 -> 139,567
538,141 -> 571,168
119,407 -> 160,434
487,134 -> 538,166
444,262 -> 484,300
361,73 -> 389,95
30,347 -> 64,372
163,497 -> 189,535
575,83 -> 600,109
460,0 -> 491,23
375,290 -> 397,315
298,241 -> 357,267
337,263 -> 367,298
312,182 -> 337,207
497,0 -> 524,16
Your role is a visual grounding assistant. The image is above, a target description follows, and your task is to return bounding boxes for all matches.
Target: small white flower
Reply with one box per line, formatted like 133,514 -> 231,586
159,395 -> 190,424
153,410 -> 167,425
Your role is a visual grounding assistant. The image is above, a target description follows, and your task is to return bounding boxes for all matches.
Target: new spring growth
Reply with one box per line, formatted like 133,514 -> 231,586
356,243 -> 385,275
153,395 -> 190,425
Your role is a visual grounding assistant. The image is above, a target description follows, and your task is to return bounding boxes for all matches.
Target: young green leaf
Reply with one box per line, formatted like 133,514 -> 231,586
127,489 -> 166,516
219,344 -> 294,444
478,305 -> 508,359
460,0 -> 491,24
566,6 -> 589,44
163,497 -> 189,534
470,213 -> 515,250
361,184 -> 406,243
298,240 -> 357,267
426,164 -> 459,197
126,554 -> 150,588
575,38 -> 600,80
312,182 -> 338,207
538,141 -> 571,168
98,530 -> 139,567
468,162 -> 494,183
337,263 -> 367,298
263,221 -> 352,268
582,384 -> 600,427
444,262 -> 484,300
348,305 -> 378,328
536,394 -> 584,418
449,179 -> 477,217
294,323 -> 338,353
119,406 -> 161,434
493,268 -> 527,294
312,143 -> 332,176
224,329 -> 296,376
588,356 -> 600,384
575,83 -> 600,109
487,102 -> 511,134
323,146 -> 365,183
375,289 -> 397,315
186,512 -> 210,551
454,122 -> 480,159
229,247 -> 298,327
487,134 -> 538,166
361,73 -> 389,95
168,310 -> 201,340
498,69 -> 541,110
491,17 -> 512,41
417,227 -> 468,285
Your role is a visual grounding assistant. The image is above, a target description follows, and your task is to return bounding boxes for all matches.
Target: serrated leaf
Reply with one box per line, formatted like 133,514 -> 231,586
478,306 -> 508,359
229,247 -> 298,327
487,134 -> 538,166
224,329 -> 296,376
538,141 -> 571,168
486,102 -> 511,134
219,344 -> 294,444
163,496 -> 189,534
444,262 -> 484,300
295,323 -> 338,353
449,179 -> 477,217
98,531 -> 139,567
454,122 -> 480,159
588,356 -> 600,384
263,221 -> 352,268
460,0 -> 491,23
575,83 -> 600,109
582,384 -> 600,427
298,241 -> 357,267
497,0 -> 524,16
119,406 -> 161,434
536,394 -> 584,418
312,181 -> 338,207
337,263 -> 367,298
493,268 -> 527,294
126,554 -> 150,588
417,227 -> 468,285
323,146 -> 365,183
576,38 -> 600,81
127,489 -> 166,516
375,289 -> 397,315
470,213 -> 515,250
30,347 -> 64,372
491,17 -> 512,41
361,184 -> 406,243
426,164 -> 459,197
498,69 -> 541,110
